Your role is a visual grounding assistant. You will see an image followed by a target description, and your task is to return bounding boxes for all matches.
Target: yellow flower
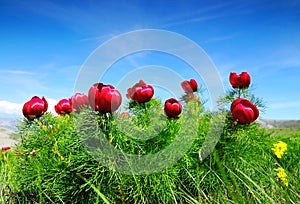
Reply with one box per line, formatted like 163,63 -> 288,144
37,120 -> 47,131
274,167 -> 288,186
271,141 -> 287,159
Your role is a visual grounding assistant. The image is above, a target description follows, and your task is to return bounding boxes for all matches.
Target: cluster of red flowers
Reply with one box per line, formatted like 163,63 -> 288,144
22,79 -> 199,120
229,72 -> 259,124
22,71 -> 259,125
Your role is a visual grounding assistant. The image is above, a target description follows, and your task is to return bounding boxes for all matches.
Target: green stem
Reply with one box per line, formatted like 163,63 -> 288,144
76,172 -> 111,204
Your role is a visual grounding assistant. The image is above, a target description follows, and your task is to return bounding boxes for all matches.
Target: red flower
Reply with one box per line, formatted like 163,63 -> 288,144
22,96 -> 48,120
88,83 -> 122,113
164,98 -> 182,119
55,99 -> 73,115
126,80 -> 154,103
181,79 -> 198,93
230,98 -> 259,124
120,112 -> 130,118
229,72 -> 251,89
1,146 -> 11,151
71,93 -> 89,111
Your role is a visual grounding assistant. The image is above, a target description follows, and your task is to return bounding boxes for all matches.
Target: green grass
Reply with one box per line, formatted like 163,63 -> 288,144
1,99 -> 299,203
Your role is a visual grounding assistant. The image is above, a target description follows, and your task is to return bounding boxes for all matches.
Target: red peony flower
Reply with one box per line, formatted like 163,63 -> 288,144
22,96 -> 48,120
230,98 -> 259,124
181,79 -> 198,94
164,98 -> 182,119
229,72 -> 251,89
88,83 -> 122,113
126,80 -> 154,103
55,99 -> 73,115
1,146 -> 11,151
71,93 -> 89,111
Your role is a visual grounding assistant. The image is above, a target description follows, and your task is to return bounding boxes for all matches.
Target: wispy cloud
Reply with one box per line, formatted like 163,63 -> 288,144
202,35 -> 237,43
161,15 -> 222,28
39,63 -> 57,70
80,33 -> 120,43
251,45 -> 300,71
11,0 -> 141,35
0,70 -> 35,75
158,1 -> 234,27
269,101 -> 300,109
157,0 -> 260,29
0,72 -> 46,100
18,0 -> 88,23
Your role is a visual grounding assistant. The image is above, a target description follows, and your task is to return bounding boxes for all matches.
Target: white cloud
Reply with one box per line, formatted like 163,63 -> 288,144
0,101 -> 22,115
47,98 -> 59,115
0,98 -> 58,117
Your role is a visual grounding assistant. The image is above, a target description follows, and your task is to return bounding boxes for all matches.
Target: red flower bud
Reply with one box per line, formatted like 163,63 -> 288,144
22,96 -> 48,120
164,98 -> 182,119
181,79 -> 198,93
126,80 -> 154,103
30,150 -> 36,156
1,146 -> 11,151
229,72 -> 251,89
88,83 -> 122,113
230,98 -> 259,124
71,93 -> 89,111
120,112 -> 130,118
55,99 -> 73,115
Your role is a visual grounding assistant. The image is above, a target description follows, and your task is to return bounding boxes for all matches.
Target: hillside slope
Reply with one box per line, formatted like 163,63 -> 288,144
0,127 -> 17,147
258,119 -> 300,129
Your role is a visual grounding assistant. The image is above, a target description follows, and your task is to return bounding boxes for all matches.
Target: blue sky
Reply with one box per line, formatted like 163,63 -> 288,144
0,0 -> 300,119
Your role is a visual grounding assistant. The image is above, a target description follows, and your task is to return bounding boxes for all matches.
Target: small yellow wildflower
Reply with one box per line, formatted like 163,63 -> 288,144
271,141 -> 287,158
274,167 -> 288,186
37,120 -> 47,131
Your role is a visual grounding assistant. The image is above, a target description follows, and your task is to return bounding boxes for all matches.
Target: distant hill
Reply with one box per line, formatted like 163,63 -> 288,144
0,118 -> 20,147
0,118 -> 19,130
0,126 -> 17,147
258,119 -> 300,129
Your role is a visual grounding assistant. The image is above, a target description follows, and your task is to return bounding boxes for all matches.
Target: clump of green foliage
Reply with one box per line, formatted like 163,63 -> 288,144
1,96 -> 299,203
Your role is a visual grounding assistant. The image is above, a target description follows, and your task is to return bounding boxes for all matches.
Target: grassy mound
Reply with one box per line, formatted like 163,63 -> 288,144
1,99 -> 299,203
